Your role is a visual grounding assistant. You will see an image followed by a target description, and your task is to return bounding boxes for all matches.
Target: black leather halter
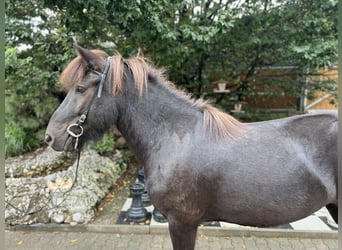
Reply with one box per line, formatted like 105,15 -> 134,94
66,56 -> 112,149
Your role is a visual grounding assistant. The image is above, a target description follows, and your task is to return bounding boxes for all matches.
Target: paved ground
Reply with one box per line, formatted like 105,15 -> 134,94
5,229 -> 338,250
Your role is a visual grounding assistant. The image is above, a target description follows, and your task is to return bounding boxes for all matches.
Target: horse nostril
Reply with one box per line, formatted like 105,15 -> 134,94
45,134 -> 53,145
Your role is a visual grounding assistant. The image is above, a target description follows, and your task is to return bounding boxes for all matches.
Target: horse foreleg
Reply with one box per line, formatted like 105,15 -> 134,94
168,220 -> 198,250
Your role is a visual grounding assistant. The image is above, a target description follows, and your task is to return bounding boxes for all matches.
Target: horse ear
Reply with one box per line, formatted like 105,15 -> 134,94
73,43 -> 101,69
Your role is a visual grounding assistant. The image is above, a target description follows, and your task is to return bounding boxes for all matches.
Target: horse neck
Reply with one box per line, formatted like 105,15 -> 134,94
116,75 -> 200,164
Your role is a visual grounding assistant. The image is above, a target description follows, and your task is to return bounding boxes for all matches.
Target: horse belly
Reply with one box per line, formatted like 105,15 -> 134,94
210,163 -> 329,227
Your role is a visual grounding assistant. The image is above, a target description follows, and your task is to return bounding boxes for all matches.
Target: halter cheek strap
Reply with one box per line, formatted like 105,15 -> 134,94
67,56 -> 112,149
88,56 -> 112,99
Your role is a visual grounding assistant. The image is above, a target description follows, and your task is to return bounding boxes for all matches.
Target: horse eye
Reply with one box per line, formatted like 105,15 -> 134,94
75,86 -> 86,94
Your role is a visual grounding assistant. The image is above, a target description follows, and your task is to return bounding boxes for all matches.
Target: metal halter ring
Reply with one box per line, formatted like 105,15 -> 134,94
67,124 -> 84,138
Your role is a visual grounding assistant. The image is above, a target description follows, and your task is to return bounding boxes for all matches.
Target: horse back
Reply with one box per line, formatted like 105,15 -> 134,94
282,111 -> 337,168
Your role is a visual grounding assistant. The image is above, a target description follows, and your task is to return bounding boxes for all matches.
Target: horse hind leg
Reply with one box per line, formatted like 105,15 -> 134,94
168,219 -> 198,250
326,204 -> 338,224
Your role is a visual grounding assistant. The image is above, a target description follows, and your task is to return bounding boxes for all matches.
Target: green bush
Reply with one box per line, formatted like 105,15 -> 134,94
5,47 -> 61,158
5,123 -> 26,157
89,133 -> 116,155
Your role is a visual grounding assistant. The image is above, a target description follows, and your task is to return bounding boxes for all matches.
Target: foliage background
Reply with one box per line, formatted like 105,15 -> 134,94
5,0 -> 338,157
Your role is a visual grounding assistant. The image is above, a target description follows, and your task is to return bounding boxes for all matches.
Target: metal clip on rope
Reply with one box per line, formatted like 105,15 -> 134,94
67,123 -> 84,150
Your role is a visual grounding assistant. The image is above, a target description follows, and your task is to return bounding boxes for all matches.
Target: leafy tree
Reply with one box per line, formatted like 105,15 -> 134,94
5,0 -> 337,157
5,0 -> 73,157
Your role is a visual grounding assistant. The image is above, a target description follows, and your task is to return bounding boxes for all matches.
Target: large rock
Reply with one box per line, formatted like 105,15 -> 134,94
5,147 -> 127,225
5,147 -> 76,178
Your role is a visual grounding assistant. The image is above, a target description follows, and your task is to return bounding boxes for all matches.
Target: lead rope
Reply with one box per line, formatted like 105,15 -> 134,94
5,149 -> 81,216
6,109 -> 84,216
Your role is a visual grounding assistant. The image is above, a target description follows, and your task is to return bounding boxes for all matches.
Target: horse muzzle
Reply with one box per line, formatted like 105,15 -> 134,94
45,125 -> 78,152
45,132 -> 79,152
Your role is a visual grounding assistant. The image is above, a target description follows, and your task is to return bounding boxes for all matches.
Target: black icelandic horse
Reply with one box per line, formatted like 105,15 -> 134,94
45,45 -> 338,250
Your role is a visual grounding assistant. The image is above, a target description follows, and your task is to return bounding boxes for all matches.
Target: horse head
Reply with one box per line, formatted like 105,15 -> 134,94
45,45 -> 119,152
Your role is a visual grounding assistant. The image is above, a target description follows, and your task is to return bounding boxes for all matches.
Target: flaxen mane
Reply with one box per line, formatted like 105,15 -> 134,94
60,50 -> 243,140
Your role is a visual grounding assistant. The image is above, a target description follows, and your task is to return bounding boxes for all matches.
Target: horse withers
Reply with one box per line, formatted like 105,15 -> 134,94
45,45 -> 338,250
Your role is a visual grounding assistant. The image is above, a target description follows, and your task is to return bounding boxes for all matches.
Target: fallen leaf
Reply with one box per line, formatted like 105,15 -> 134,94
98,207 -> 104,212
225,236 -> 230,240
27,171 -> 35,176
199,233 -> 208,239
47,177 -> 73,190
70,239 -> 78,243
17,240 -> 24,245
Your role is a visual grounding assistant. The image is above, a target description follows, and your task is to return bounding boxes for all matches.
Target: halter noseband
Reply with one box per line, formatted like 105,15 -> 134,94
67,56 -> 112,149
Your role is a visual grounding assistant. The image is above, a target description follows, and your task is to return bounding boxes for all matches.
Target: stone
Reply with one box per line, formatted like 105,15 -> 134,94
5,146 -> 127,225
5,147 -> 76,178
72,212 -> 85,224
51,213 -> 65,224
